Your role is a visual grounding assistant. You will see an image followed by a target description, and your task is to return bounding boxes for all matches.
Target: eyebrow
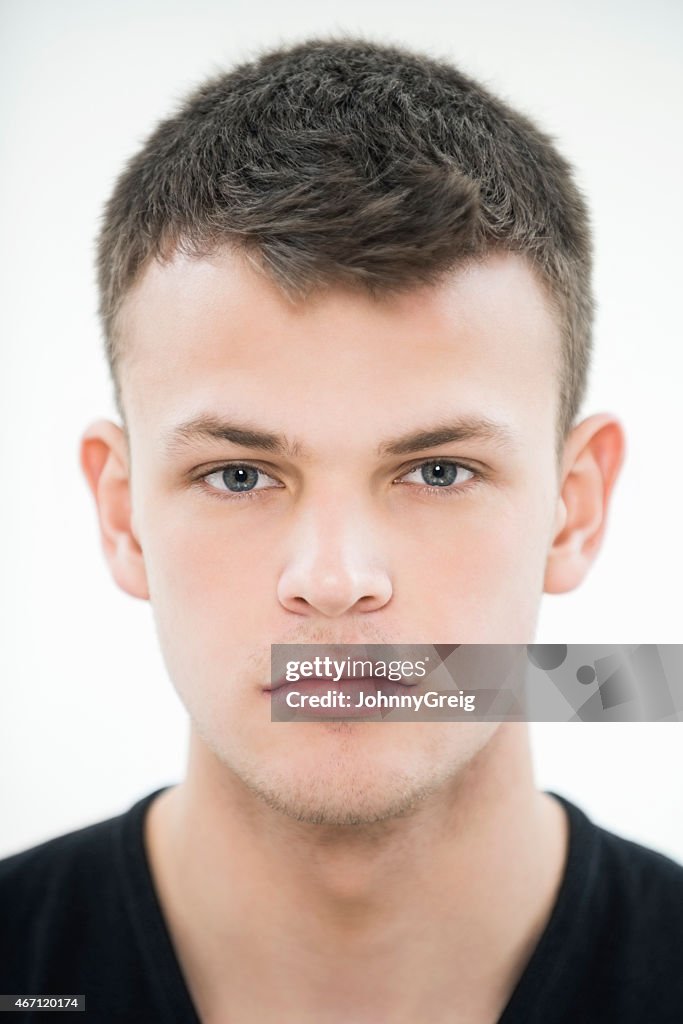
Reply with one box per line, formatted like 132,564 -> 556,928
161,413 -> 519,460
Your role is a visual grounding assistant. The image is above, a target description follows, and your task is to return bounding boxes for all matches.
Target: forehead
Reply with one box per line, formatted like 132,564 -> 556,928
117,247 -> 561,448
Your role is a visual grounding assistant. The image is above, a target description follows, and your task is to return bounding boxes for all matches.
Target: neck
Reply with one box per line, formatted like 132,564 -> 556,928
145,724 -> 568,1024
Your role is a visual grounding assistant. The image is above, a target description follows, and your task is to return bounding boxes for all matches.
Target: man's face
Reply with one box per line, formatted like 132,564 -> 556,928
116,249 -> 562,824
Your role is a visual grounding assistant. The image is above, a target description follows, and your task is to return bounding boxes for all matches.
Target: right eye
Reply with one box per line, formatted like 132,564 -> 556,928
200,463 -> 283,497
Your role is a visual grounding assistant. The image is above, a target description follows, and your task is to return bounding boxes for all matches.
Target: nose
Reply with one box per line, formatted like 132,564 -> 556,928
277,494 -> 393,618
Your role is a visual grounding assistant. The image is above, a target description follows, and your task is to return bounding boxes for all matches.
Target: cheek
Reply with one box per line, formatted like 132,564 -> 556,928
144,505 -> 271,615
141,512 -> 274,707
401,500 -> 551,641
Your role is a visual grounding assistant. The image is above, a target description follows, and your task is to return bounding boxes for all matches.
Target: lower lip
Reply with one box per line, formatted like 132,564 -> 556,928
264,677 -> 417,719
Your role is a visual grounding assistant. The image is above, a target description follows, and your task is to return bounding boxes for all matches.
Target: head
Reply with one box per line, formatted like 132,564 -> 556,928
81,37 -> 624,826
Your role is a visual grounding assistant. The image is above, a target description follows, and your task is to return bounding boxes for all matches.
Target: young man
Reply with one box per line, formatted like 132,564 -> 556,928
1,35 -> 681,1024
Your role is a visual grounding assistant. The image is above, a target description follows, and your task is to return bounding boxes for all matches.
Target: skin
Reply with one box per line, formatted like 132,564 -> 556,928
80,248 -> 625,1023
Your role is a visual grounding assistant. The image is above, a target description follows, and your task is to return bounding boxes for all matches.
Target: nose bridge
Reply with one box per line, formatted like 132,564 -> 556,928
295,481 -> 380,570
277,481 -> 392,616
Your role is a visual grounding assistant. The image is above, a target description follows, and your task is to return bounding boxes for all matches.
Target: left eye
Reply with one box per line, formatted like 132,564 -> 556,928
398,461 -> 475,489
203,464 -> 281,494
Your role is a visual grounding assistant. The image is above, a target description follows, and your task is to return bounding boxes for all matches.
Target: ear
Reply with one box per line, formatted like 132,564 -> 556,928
544,413 -> 626,594
79,419 -> 150,600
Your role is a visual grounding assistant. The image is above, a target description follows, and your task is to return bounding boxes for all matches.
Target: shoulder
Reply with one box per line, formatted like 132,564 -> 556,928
593,815 -> 683,936
0,787 -> 166,894
0,807 -> 132,971
0,790 -> 172,1020
553,794 -> 683,1022
0,810 -> 123,901
559,793 -> 683,935
0,792 -> 161,992
0,815 -> 113,891
593,811 -> 683,901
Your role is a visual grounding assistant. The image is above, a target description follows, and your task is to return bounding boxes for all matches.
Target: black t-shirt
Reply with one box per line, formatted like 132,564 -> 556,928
1,787 -> 682,1022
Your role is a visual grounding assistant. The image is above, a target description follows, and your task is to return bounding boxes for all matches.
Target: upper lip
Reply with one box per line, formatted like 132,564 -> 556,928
265,664 -> 416,692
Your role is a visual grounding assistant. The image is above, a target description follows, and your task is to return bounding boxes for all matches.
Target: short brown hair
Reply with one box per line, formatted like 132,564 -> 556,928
96,35 -> 593,446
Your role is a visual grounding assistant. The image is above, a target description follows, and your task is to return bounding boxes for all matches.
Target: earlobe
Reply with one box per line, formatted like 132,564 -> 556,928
544,413 -> 626,595
79,419 -> 150,601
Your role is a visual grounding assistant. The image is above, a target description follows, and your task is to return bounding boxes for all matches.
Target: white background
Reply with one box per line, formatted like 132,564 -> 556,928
1,0 -> 682,860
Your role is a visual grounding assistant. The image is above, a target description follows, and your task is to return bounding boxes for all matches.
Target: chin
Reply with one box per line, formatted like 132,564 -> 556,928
213,720 -> 500,827
237,766 -> 438,826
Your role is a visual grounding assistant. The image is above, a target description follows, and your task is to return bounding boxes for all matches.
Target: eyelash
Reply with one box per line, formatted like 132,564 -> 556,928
193,459 -> 482,503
